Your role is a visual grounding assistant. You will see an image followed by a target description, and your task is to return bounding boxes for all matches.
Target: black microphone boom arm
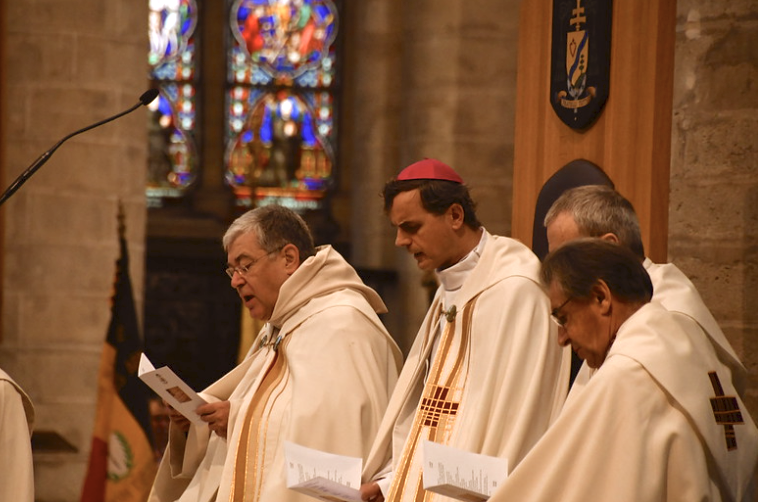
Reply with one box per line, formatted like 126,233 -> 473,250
0,89 -> 159,207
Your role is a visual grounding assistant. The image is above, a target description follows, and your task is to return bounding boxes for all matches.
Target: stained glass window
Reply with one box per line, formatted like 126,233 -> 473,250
147,0 -> 200,207
225,0 -> 340,211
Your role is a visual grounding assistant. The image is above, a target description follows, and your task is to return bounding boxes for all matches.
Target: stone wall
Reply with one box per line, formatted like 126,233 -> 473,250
0,1 -> 148,500
670,1 -> 758,424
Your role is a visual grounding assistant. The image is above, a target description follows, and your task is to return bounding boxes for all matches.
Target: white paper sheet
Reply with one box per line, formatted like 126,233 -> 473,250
284,441 -> 363,502
422,440 -> 508,502
137,353 -> 207,425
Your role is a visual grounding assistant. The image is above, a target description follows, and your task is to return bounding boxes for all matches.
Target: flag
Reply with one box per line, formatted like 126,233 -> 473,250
81,210 -> 157,501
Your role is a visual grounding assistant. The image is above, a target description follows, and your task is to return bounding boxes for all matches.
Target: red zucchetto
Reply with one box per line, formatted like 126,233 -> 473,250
396,158 -> 464,183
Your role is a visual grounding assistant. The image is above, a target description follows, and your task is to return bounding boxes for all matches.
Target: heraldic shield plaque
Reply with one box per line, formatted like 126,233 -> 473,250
550,0 -> 613,130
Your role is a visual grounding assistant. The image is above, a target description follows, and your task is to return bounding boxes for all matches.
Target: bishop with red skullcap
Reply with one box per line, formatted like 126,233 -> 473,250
363,160 -> 571,502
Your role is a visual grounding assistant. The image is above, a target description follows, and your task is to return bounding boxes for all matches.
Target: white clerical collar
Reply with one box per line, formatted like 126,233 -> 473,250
436,229 -> 487,293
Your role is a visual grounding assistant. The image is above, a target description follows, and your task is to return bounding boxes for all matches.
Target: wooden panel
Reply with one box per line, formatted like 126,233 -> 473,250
0,0 -> 5,342
512,0 -> 676,262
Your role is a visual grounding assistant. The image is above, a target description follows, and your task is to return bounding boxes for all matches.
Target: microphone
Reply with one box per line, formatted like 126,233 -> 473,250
0,89 -> 160,207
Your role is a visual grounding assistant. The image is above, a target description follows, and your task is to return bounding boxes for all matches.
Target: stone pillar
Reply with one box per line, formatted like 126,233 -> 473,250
341,0 -> 406,348
1,1 -> 148,499
192,0 -> 235,221
670,1 -> 758,418
344,0 -> 404,270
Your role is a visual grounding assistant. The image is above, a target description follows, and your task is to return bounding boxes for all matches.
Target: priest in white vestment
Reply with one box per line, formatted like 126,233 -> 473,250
0,368 -> 35,502
149,205 -> 402,502
360,159 -> 571,502
544,184 -> 748,395
489,238 -> 758,502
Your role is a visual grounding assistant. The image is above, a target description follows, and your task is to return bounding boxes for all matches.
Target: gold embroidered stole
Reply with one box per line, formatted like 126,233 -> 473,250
387,296 -> 478,502
229,336 -> 291,502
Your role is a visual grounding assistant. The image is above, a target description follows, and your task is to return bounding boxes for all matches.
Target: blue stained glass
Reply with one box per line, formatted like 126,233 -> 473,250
301,92 -> 316,109
301,113 -> 316,147
149,0 -> 198,68
181,16 -> 193,33
295,70 -> 318,88
304,178 -> 326,190
314,5 -> 329,21
225,0 -> 339,209
259,106 -> 273,144
147,0 -> 199,204
288,99 -> 300,120
229,0 -> 338,81
158,95 -> 173,116
252,67 -> 273,85
155,64 -> 172,79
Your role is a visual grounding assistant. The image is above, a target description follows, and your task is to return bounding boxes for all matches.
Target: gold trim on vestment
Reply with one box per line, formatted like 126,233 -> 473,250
229,336 -> 291,501
388,295 -> 481,502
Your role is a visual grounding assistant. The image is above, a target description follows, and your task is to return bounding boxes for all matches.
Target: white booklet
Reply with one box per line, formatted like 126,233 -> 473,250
284,441 -> 363,502
421,440 -> 508,502
137,353 -> 207,425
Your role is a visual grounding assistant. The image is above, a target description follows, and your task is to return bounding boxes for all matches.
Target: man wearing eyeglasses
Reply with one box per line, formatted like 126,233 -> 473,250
487,239 -> 758,502
360,159 -> 570,502
544,184 -> 747,397
149,205 -> 402,502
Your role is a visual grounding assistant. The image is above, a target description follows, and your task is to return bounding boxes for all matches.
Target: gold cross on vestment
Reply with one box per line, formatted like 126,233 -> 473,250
420,385 -> 460,428
708,371 -> 744,451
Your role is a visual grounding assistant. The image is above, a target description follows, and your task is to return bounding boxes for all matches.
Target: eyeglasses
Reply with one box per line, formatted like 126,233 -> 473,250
225,250 -> 275,279
550,297 -> 573,327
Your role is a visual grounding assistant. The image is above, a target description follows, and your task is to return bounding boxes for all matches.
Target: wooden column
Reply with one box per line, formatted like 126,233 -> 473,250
511,0 -> 677,262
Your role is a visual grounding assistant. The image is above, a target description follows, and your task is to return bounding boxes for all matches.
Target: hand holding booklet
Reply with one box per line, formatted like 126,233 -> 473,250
283,441 -> 363,502
421,440 -> 508,502
138,353 -> 207,425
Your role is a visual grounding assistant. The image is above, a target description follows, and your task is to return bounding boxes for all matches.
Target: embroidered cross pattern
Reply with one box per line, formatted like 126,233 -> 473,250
708,371 -> 743,451
420,385 -> 459,428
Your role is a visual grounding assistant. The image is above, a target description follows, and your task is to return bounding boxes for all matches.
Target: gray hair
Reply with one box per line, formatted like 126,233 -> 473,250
223,205 -> 316,260
544,185 -> 645,260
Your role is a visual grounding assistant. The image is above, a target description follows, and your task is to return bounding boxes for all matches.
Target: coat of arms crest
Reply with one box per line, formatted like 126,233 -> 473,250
550,0 -> 613,130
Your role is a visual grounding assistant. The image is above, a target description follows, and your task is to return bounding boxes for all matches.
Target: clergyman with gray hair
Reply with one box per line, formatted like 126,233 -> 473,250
149,204 -> 402,502
543,184 -> 747,395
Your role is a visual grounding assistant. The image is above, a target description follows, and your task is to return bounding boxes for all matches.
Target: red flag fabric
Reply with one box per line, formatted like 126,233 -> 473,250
81,225 -> 157,502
